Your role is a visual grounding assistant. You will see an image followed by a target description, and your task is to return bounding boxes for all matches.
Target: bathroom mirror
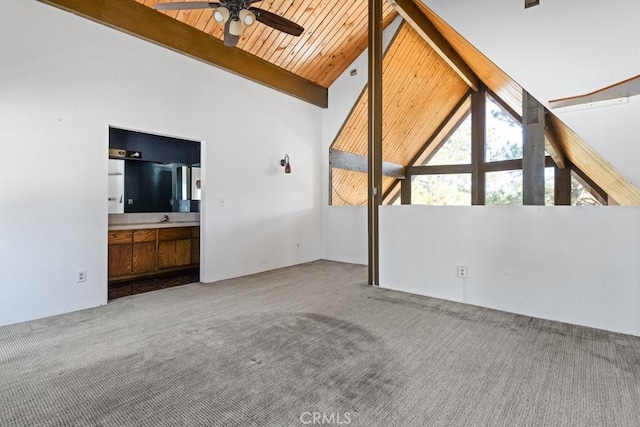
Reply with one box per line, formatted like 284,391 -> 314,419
108,127 -> 201,214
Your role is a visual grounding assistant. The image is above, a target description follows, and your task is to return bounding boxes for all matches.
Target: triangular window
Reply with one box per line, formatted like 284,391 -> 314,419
571,171 -> 605,206
425,115 -> 471,166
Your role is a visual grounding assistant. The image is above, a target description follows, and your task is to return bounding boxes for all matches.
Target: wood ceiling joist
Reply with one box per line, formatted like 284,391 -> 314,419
39,0 -> 328,108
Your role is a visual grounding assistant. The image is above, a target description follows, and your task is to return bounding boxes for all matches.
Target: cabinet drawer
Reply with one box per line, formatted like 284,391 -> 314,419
158,227 -> 192,241
133,229 -> 156,243
108,230 -> 132,244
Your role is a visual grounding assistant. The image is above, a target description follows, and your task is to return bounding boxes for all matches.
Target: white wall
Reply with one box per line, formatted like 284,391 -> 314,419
321,18 -> 402,264
422,0 -> 640,189
380,206 -> 640,336
0,0 -> 322,326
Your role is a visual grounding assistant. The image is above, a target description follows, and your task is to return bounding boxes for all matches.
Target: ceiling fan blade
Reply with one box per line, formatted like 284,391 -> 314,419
154,2 -> 219,11
249,8 -> 304,36
223,20 -> 240,47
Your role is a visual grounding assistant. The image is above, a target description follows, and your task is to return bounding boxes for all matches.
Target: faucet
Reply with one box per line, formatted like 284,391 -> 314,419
161,215 -> 170,223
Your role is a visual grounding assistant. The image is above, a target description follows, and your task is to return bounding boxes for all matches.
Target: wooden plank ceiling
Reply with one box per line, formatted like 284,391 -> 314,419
330,0 -> 640,206
330,22 -> 470,205
141,0 -> 397,88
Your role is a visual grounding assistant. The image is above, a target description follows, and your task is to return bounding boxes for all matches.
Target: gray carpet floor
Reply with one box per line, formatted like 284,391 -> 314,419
2,260 -> 640,426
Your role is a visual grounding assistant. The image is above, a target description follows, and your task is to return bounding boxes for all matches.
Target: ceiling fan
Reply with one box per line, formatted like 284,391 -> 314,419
154,1 -> 304,47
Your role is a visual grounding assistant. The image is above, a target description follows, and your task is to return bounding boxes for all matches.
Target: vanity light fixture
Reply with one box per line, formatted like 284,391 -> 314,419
280,154 -> 291,174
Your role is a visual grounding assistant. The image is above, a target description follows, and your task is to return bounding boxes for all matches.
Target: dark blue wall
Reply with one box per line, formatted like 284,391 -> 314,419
109,127 -> 201,165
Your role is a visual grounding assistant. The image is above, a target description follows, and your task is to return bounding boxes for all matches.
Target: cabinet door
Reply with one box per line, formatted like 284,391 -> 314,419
175,239 -> 192,266
158,239 -> 192,268
158,241 -> 176,269
109,244 -> 132,277
133,242 -> 157,273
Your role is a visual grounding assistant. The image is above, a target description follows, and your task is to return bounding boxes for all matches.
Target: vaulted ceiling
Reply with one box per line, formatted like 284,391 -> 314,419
39,0 -> 397,108
142,0 -> 397,88
329,0 -> 640,205
37,0 -> 640,204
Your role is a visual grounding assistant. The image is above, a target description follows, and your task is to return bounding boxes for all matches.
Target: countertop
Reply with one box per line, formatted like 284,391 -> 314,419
108,221 -> 200,231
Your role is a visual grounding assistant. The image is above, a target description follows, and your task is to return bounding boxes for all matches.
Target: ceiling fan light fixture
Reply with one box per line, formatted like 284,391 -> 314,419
239,9 -> 256,27
213,7 -> 230,23
229,18 -> 243,36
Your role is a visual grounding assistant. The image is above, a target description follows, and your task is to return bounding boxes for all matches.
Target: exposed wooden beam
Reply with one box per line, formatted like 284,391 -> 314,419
409,164 -> 472,175
388,0 -> 480,91
330,150 -> 406,179
483,157 -> 555,173
554,166 -> 571,205
37,0 -> 328,108
368,0 -> 383,286
523,90 -> 546,205
471,89 -> 486,205
400,178 -> 411,204
544,112 -> 566,169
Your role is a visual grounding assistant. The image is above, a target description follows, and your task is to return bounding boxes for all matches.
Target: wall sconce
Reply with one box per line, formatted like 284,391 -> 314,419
280,154 -> 291,174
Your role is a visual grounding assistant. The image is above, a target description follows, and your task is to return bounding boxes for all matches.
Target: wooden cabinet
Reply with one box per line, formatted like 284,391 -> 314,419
132,229 -> 157,273
158,227 -> 192,269
108,226 -> 199,281
108,231 -> 133,277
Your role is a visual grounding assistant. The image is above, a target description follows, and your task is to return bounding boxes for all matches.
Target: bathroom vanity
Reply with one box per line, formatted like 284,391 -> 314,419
108,222 -> 200,283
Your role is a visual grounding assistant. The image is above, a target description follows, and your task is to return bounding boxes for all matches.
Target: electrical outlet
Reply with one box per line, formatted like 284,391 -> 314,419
457,266 -> 468,279
76,270 -> 87,283
219,199 -> 225,207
